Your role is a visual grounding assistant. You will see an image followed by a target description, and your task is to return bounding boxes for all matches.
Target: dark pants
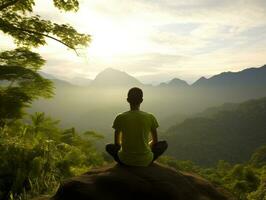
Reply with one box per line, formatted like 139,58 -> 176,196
105,141 -> 168,165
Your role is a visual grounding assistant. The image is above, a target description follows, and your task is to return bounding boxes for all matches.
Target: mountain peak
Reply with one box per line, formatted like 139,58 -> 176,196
169,78 -> 189,86
159,78 -> 188,87
96,68 -> 128,77
198,76 -> 207,81
100,67 -> 119,73
192,76 -> 208,86
91,68 -> 141,87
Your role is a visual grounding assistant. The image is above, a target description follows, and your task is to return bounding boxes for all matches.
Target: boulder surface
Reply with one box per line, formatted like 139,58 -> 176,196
51,163 -> 233,200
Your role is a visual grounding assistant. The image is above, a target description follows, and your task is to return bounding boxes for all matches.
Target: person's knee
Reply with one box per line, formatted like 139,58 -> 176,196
105,144 -> 113,153
105,144 -> 121,153
154,141 -> 168,150
161,141 -> 168,150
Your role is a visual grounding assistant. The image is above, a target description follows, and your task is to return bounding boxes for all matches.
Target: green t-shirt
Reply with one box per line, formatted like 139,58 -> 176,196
112,110 -> 159,166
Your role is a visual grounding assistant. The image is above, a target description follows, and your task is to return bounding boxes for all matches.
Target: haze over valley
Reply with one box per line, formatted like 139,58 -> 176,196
32,64 -> 266,141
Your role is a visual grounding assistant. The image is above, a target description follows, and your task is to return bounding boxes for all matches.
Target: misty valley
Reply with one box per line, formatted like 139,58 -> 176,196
31,65 -> 266,166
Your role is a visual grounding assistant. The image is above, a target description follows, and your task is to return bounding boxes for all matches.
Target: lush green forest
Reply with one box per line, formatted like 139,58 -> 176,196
0,113 -> 104,200
159,146 -> 266,200
0,113 -> 265,199
166,97 -> 266,166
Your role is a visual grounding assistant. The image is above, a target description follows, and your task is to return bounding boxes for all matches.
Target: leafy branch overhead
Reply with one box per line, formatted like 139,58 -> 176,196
0,0 -> 91,125
0,0 -> 91,50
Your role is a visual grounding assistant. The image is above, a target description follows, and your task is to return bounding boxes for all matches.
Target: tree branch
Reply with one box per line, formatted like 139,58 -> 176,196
3,23 -> 78,54
0,0 -> 21,10
17,27 -> 77,51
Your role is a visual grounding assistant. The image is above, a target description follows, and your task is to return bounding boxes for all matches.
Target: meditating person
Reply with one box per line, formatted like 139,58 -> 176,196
106,87 -> 168,166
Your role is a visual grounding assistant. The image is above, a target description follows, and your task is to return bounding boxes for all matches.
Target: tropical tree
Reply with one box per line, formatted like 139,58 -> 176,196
0,0 -> 91,126
0,63 -> 53,127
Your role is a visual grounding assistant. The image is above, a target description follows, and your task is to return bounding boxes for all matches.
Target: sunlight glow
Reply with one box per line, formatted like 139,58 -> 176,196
32,0 -> 266,83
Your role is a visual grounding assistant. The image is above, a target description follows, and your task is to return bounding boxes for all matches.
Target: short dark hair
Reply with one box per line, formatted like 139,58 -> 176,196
127,87 -> 143,105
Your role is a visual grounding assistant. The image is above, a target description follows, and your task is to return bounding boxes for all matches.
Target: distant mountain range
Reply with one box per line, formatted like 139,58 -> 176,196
39,72 -> 92,86
31,64 -> 266,136
39,72 -> 75,86
41,65 -> 266,88
192,65 -> 266,87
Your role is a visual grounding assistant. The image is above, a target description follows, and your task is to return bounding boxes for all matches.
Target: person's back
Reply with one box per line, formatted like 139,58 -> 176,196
106,87 -> 168,166
113,110 -> 158,166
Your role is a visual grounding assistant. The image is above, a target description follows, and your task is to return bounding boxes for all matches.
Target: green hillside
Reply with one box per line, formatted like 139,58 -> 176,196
165,97 -> 266,166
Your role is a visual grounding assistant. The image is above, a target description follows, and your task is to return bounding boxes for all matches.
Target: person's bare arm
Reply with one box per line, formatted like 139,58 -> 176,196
149,127 -> 158,147
114,129 -> 122,145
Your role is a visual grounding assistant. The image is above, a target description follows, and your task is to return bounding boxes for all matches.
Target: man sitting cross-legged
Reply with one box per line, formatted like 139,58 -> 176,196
106,87 -> 168,166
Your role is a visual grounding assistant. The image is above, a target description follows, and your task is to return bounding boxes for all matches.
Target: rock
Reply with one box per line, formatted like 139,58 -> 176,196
51,163 -> 233,200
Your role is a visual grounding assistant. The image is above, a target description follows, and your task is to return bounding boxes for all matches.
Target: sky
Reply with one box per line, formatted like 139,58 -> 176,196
1,0 -> 266,84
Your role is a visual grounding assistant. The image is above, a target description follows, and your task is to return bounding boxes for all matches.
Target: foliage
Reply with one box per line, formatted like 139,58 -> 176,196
0,48 -> 45,70
0,0 -> 90,127
0,65 -> 54,126
247,172 -> 266,200
250,146 -> 266,167
0,113 -> 104,200
159,146 -> 266,200
0,0 -> 90,49
166,97 -> 266,166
